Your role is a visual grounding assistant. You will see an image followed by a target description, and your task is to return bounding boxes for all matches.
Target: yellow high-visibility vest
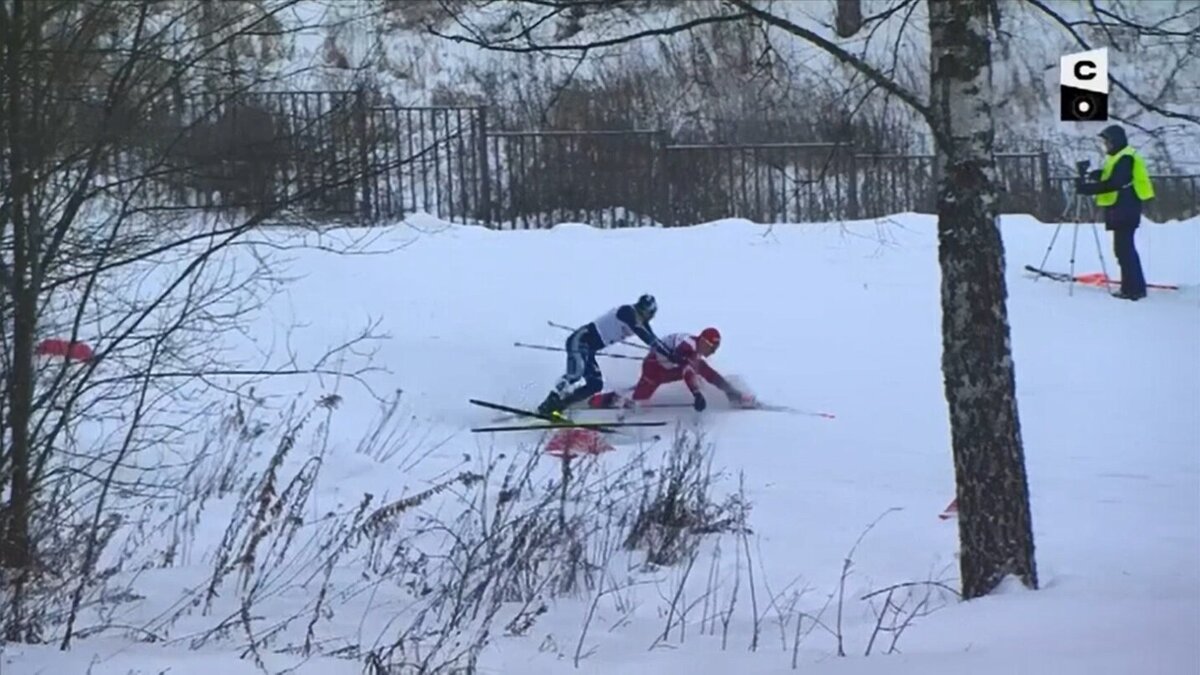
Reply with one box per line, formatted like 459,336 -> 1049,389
1095,146 -> 1155,206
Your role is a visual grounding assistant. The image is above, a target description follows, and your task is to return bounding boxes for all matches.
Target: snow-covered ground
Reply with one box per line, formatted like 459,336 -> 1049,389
3,211 -> 1198,674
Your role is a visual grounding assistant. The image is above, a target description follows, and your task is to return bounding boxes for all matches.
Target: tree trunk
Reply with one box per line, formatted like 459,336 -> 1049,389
835,0 -> 864,38
1,0 -> 38,641
1,0 -> 34,565
928,0 -> 1037,599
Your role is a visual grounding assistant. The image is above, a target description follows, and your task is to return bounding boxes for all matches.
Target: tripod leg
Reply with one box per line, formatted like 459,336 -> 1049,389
1035,185 -> 1079,281
1069,222 -> 1081,297
1036,222 -> 1065,279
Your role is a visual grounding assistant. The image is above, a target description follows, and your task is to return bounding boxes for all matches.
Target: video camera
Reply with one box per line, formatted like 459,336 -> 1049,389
1075,159 -> 1091,177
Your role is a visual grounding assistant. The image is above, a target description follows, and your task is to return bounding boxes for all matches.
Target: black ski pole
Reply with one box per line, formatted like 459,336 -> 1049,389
547,320 -> 649,351
514,341 -> 642,360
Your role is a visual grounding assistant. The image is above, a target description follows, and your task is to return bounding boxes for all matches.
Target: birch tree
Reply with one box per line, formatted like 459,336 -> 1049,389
922,0 -> 1037,599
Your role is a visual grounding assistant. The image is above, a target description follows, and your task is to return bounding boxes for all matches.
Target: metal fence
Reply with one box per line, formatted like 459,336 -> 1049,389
100,90 -> 371,217
362,116 -> 1197,227
483,130 -> 663,229
1046,174 -> 1199,224
27,94 -> 1196,227
364,106 -> 488,223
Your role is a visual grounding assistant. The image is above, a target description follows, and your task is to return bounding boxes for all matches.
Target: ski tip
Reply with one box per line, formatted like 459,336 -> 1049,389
793,410 -> 835,420
751,402 -> 836,419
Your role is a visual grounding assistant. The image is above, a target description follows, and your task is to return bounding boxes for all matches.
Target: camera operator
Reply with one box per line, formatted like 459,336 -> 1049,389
1074,124 -> 1156,301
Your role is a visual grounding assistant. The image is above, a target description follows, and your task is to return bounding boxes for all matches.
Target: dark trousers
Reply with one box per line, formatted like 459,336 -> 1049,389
555,326 -> 603,406
1111,226 -> 1146,296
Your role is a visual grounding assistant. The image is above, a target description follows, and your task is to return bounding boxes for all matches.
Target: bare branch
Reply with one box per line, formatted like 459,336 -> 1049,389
722,0 -> 938,144
430,9 -> 754,53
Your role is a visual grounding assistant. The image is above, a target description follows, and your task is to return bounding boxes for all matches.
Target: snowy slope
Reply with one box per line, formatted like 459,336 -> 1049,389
3,212 -> 1198,674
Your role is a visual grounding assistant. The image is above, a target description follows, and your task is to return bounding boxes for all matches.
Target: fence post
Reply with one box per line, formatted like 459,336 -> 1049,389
1037,144 -> 1052,221
931,148 -> 943,213
476,106 -> 492,227
1192,176 -> 1198,222
354,88 -> 373,222
655,130 -> 669,227
847,147 -> 860,220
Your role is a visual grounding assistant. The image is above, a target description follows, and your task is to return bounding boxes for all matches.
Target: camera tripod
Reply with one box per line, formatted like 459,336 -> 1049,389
1033,190 -> 1113,297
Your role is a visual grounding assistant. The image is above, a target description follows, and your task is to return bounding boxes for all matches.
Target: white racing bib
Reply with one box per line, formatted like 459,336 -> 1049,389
592,306 -> 636,346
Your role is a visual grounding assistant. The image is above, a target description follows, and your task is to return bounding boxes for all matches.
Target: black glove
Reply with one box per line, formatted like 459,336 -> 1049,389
726,389 -> 756,408
693,391 -> 707,412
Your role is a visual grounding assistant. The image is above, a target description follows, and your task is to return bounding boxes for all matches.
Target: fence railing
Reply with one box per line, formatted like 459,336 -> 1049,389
484,130 -> 663,229
1046,175 -> 1199,224
18,94 -> 1197,227
371,117 -> 1196,227
365,105 -> 488,223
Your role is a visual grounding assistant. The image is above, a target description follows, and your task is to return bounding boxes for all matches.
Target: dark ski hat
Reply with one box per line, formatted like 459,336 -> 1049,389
635,294 -> 657,319
1098,124 -> 1127,150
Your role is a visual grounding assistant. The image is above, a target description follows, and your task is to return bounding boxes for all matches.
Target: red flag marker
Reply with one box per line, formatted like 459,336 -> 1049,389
35,338 -> 95,363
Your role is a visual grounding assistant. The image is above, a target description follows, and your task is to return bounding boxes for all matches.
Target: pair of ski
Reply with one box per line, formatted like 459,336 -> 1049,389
486,401 -> 828,422
468,399 -> 667,434
580,400 -> 831,417
1024,265 -> 1179,291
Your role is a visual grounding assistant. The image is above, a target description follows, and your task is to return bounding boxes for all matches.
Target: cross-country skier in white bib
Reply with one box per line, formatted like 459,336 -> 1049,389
537,294 -> 678,417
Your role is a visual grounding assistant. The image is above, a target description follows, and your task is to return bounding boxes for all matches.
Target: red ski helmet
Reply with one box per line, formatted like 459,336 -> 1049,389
697,327 -> 721,354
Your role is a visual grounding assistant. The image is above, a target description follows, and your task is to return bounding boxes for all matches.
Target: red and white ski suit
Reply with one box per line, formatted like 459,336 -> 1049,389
635,333 -> 732,400
591,333 -> 744,406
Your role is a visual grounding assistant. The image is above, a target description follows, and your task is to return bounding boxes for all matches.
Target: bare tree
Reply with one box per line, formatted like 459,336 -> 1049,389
430,0 -> 1045,599
0,0 -> 390,643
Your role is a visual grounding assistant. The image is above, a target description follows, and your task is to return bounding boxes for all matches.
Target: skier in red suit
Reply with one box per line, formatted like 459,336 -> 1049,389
588,327 -> 755,411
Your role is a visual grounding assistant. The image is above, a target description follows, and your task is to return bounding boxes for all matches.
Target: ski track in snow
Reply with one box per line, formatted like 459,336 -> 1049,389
5,213 -> 1198,674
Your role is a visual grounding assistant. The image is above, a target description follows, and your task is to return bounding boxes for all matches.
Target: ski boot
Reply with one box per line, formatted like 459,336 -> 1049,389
615,402 -> 641,422
537,391 -> 572,423
587,393 -> 637,420
588,391 -> 638,409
